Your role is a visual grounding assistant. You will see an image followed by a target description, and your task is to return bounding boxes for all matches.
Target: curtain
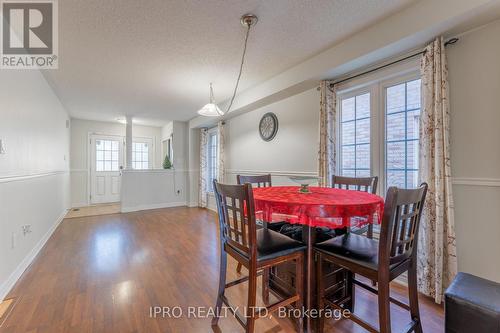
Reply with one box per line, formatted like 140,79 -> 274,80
217,121 -> 225,182
318,81 -> 337,187
198,128 -> 208,208
417,36 -> 458,304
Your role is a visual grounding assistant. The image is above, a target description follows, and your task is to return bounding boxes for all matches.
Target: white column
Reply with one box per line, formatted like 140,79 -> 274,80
125,116 -> 133,169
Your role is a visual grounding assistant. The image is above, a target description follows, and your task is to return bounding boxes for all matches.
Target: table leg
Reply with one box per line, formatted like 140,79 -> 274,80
303,226 -> 317,333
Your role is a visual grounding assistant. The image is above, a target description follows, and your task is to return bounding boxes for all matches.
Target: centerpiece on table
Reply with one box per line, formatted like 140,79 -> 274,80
288,176 -> 319,193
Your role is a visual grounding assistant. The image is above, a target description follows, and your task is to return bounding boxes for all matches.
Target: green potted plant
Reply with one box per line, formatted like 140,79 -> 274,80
163,154 -> 172,169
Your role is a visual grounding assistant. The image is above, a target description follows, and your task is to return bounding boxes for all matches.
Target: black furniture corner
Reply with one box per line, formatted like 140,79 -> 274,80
445,272 -> 500,333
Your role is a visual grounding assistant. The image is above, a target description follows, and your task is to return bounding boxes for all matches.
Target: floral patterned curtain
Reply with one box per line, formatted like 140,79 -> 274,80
217,121 -> 225,183
318,81 -> 337,187
417,36 -> 458,304
198,128 -> 208,208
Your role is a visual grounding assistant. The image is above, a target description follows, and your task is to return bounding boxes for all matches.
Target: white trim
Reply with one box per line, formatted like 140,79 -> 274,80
0,209 -> 67,301
0,171 -> 68,184
452,177 -> 500,187
121,169 -> 187,174
70,169 -> 87,173
120,202 -> 187,213
225,169 -> 318,177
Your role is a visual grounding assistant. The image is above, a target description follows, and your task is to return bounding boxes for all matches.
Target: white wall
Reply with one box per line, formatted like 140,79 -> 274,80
225,87 -> 319,181
70,118 -> 162,207
447,20 -> 500,282
121,169 -> 187,212
0,70 -> 70,300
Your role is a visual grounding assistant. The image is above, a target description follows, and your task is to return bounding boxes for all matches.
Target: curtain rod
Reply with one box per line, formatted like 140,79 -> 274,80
328,37 -> 459,88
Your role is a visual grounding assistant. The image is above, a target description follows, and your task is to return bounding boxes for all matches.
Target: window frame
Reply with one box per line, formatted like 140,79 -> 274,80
206,127 -> 219,193
336,59 -> 421,196
131,137 -> 154,170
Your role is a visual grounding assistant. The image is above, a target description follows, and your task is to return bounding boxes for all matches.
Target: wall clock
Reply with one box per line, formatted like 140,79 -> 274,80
259,112 -> 279,141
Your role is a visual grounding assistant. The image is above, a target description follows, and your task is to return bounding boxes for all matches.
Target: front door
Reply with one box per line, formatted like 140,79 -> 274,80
90,135 -> 124,204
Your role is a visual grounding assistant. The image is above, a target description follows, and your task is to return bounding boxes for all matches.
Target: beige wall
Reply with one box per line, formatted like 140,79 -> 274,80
448,20 -> 500,282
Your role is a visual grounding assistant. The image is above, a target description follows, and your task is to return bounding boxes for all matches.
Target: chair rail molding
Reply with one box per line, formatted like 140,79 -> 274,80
0,170 -> 68,184
225,169 -> 318,178
452,177 -> 500,187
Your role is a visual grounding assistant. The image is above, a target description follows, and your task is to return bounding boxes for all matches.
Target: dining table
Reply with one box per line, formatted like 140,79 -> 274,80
252,186 -> 384,333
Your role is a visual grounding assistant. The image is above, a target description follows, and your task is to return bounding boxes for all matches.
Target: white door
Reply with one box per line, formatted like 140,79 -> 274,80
90,135 -> 124,204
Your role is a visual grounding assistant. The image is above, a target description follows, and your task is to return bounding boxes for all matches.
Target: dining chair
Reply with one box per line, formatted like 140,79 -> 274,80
212,180 -> 305,333
236,174 -> 283,273
332,175 -> 378,238
315,183 -> 428,333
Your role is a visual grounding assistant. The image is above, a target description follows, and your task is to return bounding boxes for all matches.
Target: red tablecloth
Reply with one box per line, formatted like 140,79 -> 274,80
253,186 -> 384,228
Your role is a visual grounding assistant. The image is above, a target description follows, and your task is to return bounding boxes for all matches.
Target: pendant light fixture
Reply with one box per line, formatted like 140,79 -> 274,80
197,14 -> 258,117
197,83 -> 224,116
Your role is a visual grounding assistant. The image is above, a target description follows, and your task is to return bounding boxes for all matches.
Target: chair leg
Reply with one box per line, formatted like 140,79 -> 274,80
408,260 -> 423,333
316,252 -> 325,333
345,270 -> 355,312
377,276 -> 392,333
246,263 -> 258,333
295,254 -> 304,333
211,249 -> 227,326
236,262 -> 243,274
262,268 -> 270,305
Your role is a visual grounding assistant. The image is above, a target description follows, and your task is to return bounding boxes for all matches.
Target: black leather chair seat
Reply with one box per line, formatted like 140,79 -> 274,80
256,229 -> 306,261
315,233 -> 394,271
445,272 -> 500,333
230,229 -> 306,262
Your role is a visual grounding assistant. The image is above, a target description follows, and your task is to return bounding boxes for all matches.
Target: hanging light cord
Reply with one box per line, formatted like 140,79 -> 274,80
225,23 -> 251,114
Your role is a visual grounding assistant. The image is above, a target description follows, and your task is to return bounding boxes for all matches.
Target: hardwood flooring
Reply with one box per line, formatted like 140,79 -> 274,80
0,207 -> 443,333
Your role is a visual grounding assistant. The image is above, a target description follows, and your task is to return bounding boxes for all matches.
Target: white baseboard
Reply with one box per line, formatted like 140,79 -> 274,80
121,202 -> 187,213
0,209 -> 67,301
71,202 -> 89,208
187,202 -> 199,208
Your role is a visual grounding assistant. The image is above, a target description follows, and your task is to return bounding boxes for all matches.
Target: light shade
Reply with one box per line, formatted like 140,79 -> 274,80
197,103 -> 223,117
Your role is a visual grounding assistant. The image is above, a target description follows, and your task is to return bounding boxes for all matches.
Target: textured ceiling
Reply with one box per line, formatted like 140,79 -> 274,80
44,0 -> 418,126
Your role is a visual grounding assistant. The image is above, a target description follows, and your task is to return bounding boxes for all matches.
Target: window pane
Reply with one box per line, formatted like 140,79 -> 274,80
387,170 -> 405,188
341,122 -> 355,145
104,140 -> 111,150
356,144 -> 370,169
342,146 -> 355,169
356,93 -> 370,119
356,169 -> 370,177
407,171 -> 419,189
96,161 -> 104,172
339,92 -> 371,177
385,79 -> 421,190
97,150 -> 104,161
386,142 -> 405,169
407,110 -> 420,140
386,112 -> 405,141
104,151 -> 111,161
342,97 -> 355,121
104,161 -> 112,171
343,169 -> 355,177
356,118 -> 370,144
386,83 -> 405,113
112,141 -> 119,150
111,151 -> 118,161
112,161 -> 119,171
407,140 -> 419,169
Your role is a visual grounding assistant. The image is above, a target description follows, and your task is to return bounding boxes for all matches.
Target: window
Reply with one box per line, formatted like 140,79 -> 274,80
337,63 -> 421,193
132,142 -> 150,170
96,139 -> 120,172
385,79 -> 421,189
207,130 -> 218,192
339,92 -> 371,178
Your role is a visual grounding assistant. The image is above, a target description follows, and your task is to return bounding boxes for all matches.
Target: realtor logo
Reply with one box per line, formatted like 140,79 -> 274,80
1,0 -> 58,69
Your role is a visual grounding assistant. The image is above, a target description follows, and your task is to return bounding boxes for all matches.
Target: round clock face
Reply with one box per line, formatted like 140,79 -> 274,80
259,112 -> 278,141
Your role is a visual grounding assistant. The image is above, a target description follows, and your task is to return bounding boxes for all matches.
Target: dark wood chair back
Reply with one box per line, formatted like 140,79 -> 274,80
213,180 -> 257,259
332,175 -> 378,194
237,174 -> 272,187
379,183 -> 428,266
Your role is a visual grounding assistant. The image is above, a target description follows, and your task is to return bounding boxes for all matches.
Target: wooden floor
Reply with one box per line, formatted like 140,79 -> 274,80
0,207 -> 443,333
